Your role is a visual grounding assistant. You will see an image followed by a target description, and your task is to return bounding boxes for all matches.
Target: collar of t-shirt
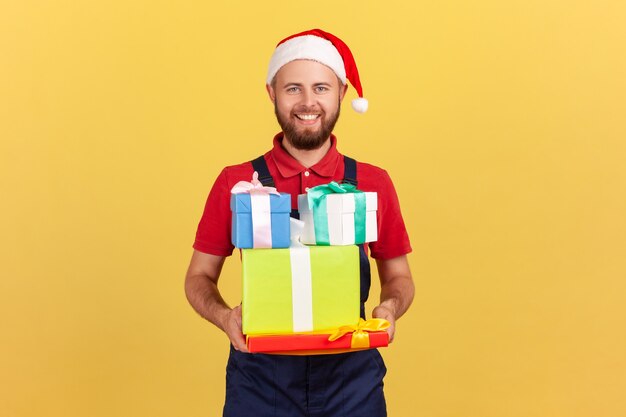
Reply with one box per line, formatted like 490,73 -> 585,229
269,133 -> 342,179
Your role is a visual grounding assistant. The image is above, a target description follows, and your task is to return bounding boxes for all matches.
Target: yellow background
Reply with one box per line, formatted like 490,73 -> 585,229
1,1 -> 625,416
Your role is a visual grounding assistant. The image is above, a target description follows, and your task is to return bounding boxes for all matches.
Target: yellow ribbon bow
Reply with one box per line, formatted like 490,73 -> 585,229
328,318 -> 391,349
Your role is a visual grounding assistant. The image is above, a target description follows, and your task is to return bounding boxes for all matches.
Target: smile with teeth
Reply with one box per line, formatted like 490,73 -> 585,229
295,114 -> 320,121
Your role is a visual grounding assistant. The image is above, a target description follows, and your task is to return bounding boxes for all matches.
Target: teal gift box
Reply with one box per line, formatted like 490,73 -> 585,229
297,182 -> 378,246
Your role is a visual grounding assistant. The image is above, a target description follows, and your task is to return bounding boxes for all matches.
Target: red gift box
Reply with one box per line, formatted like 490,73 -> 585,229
247,330 -> 389,355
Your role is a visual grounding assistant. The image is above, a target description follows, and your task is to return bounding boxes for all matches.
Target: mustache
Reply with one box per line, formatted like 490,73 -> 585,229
291,106 -> 324,114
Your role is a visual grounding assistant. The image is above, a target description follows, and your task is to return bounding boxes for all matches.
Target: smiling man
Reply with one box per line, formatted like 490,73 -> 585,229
271,59 -> 344,152
185,29 -> 414,417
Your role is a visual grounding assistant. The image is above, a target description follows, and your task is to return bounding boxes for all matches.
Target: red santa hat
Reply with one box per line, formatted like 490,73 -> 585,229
266,29 -> 369,114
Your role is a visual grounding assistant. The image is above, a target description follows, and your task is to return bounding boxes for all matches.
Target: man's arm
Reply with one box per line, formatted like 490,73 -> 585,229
184,250 -> 248,352
372,255 -> 414,342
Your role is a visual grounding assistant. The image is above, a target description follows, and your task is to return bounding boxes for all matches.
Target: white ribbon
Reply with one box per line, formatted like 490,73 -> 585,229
231,172 -> 279,248
289,217 -> 306,248
289,218 -> 313,332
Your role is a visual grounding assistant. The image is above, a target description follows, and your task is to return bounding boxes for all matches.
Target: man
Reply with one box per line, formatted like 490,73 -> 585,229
185,29 -> 414,417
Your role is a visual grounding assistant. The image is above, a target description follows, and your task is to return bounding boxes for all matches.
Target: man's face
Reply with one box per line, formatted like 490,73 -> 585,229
268,60 -> 347,150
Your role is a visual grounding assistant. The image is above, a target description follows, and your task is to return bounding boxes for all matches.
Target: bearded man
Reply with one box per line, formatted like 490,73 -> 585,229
185,29 -> 414,417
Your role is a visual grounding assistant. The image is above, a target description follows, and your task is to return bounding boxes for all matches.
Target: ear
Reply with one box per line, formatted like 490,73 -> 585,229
338,83 -> 348,103
266,83 -> 276,103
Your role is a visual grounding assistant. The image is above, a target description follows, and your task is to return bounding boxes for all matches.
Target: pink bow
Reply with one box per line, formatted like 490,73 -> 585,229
231,172 -> 279,195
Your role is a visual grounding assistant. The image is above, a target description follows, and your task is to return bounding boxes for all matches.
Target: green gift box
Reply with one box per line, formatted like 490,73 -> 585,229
242,245 -> 360,336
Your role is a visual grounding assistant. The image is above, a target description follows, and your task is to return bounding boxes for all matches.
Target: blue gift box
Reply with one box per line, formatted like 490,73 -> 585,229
231,192 -> 291,248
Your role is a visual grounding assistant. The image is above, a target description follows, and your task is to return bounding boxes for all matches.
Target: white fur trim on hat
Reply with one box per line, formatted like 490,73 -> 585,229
266,35 -> 347,85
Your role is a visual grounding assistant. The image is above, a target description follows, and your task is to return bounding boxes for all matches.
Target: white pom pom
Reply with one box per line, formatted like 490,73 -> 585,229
351,97 -> 368,113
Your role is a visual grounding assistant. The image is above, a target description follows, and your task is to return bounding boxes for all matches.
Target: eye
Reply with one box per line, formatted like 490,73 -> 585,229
315,86 -> 329,93
286,86 -> 300,93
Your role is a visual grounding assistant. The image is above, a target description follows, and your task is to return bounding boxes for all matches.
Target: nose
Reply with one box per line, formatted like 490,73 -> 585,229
301,88 -> 316,108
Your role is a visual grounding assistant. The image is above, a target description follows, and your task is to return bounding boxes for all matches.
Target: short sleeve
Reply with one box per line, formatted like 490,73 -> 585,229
193,168 -> 235,256
368,170 -> 412,260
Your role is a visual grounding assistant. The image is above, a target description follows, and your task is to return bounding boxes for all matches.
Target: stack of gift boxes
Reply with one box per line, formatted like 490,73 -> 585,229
230,172 -> 390,355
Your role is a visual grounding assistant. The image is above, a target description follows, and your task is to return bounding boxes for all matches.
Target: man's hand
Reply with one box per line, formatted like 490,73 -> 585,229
185,251 -> 249,352
374,255 -> 415,344
372,302 -> 396,343
221,305 -> 249,352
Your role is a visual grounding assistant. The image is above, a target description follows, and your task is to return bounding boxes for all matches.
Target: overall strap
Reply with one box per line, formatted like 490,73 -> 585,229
342,155 -> 368,319
342,156 -> 358,186
250,155 -> 275,187
250,155 -> 299,218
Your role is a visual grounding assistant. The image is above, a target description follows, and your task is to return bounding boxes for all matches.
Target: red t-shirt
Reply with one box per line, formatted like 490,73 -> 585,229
194,133 -> 412,260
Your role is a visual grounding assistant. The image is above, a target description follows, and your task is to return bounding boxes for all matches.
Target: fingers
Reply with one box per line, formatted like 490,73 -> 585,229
227,305 -> 249,353
372,305 -> 393,321
231,332 -> 249,352
386,323 -> 396,343
372,304 -> 396,343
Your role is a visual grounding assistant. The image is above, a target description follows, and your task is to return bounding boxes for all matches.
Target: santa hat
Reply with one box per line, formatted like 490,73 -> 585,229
266,29 -> 369,114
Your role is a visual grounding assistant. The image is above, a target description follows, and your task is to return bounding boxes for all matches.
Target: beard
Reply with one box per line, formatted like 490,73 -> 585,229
274,99 -> 341,151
